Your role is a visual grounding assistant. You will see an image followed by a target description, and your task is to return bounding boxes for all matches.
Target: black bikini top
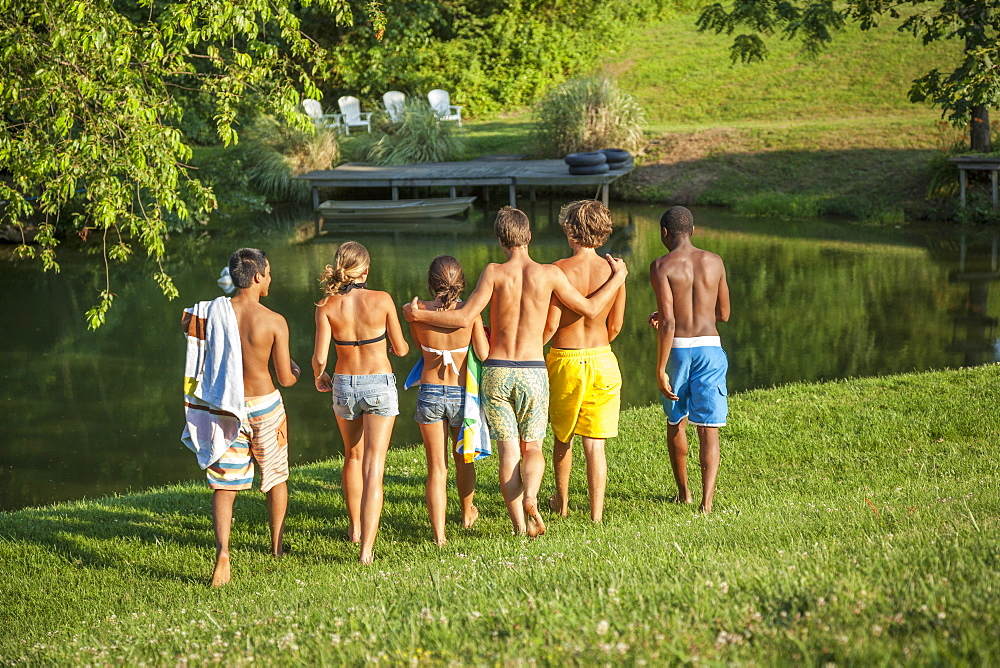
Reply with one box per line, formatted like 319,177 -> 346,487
338,281 -> 367,294
333,331 -> 387,347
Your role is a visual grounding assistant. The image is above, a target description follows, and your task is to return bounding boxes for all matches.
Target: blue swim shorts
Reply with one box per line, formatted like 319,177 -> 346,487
332,373 -> 399,420
660,336 -> 728,427
414,383 -> 465,428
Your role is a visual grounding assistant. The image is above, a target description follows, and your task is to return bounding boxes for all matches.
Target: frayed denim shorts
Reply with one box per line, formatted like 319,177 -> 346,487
332,373 -> 399,420
414,384 -> 465,428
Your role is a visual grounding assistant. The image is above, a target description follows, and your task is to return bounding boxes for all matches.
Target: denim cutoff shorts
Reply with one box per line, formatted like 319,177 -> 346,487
414,384 -> 465,428
332,373 -> 399,420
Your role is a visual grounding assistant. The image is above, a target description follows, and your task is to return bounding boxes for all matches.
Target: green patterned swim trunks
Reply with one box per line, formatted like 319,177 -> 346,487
481,360 -> 550,442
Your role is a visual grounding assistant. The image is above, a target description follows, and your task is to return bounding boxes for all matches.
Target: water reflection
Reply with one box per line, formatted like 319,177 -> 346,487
0,204 -> 997,510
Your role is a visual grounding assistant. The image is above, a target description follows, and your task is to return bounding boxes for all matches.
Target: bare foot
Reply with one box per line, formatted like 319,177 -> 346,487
433,537 -> 448,547
462,505 -> 480,529
548,495 -> 568,517
210,552 -> 231,588
698,503 -> 713,515
671,494 -> 694,505
359,551 -> 374,565
346,526 -> 361,544
524,497 -> 546,537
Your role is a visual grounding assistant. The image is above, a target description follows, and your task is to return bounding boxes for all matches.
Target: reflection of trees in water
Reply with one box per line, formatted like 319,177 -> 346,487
1,204 -> 990,508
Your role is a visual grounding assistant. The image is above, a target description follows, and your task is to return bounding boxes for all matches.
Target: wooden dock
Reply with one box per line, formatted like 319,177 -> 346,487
297,157 -> 634,232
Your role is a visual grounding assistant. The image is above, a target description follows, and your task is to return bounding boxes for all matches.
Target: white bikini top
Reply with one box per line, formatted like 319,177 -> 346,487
421,345 -> 469,375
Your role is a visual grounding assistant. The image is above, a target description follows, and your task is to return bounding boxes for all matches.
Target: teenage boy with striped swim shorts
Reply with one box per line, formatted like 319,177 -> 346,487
202,249 -> 300,587
542,200 -> 626,523
405,207 -> 628,537
649,206 -> 730,515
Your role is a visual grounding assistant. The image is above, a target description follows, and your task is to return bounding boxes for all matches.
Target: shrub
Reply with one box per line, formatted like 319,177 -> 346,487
240,116 -> 339,203
351,99 -> 463,165
533,76 -> 646,158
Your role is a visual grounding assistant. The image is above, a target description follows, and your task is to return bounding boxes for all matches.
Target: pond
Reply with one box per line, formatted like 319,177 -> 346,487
2,202 -> 998,510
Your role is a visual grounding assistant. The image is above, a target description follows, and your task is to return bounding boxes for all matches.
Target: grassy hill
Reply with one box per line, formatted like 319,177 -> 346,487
459,10 -> 978,222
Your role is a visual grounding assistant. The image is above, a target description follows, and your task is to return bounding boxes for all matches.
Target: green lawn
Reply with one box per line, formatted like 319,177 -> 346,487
2,367 -> 998,664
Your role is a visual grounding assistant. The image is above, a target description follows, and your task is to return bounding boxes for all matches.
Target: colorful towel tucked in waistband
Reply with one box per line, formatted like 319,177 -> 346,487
456,348 -> 492,462
181,296 -> 246,469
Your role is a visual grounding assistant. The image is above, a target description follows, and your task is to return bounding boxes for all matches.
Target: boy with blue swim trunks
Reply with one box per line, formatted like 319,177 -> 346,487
649,206 -> 730,514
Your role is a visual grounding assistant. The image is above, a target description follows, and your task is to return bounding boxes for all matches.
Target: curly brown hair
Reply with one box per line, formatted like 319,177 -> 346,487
318,241 -> 370,296
427,255 -> 465,310
558,200 -> 613,248
494,206 -> 531,249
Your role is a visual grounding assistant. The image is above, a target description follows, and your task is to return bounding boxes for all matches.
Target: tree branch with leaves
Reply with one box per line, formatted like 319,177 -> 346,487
0,0 -> 384,327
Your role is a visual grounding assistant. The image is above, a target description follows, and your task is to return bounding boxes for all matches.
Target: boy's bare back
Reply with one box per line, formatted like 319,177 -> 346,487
650,247 -> 729,338
231,299 -> 296,397
482,257 -> 569,360
547,253 -> 625,349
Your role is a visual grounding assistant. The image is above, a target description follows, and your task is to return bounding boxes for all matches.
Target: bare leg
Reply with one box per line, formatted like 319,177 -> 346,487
450,425 -> 478,528
335,414 -> 365,543
581,437 -> 607,523
497,439 -> 526,534
666,420 -> 693,504
548,437 -> 572,516
264,481 -> 288,557
210,490 -> 237,587
359,414 -> 395,564
420,421 -> 449,546
697,426 -> 720,514
521,439 -> 547,537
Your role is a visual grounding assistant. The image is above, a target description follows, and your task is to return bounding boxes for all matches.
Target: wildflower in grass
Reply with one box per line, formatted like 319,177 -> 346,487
596,620 -> 610,635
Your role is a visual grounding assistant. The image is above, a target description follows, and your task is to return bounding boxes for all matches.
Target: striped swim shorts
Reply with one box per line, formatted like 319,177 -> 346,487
207,390 -> 289,492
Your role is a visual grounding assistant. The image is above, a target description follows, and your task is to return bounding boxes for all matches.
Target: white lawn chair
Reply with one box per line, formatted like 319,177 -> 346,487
382,90 -> 406,123
302,98 -> 340,130
427,89 -> 462,126
337,95 -> 372,134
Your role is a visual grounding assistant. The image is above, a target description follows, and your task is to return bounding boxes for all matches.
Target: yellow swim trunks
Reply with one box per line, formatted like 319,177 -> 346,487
545,346 -> 622,442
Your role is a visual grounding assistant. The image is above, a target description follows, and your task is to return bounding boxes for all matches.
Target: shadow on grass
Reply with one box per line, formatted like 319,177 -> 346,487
626,146 -> 945,221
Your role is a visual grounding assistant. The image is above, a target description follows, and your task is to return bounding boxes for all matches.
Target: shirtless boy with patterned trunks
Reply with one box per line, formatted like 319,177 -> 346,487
543,200 -> 626,523
405,207 -> 627,536
210,249 -> 300,586
649,207 -> 730,514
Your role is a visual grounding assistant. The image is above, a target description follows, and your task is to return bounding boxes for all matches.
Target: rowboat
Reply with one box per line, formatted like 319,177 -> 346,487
318,196 -> 476,220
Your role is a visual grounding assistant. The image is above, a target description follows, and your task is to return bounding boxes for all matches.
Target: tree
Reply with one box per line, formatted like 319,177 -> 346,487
0,0 -> 384,327
696,0 -> 999,152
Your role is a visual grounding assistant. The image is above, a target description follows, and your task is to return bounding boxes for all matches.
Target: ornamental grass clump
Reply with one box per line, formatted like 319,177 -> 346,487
533,76 -> 646,157
241,115 -> 339,203
353,100 -> 463,165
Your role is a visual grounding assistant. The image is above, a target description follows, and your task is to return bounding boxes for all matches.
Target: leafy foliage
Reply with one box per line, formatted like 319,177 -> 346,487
351,100 -> 463,165
533,76 -> 646,157
317,0 -> 670,116
0,0 -> 382,327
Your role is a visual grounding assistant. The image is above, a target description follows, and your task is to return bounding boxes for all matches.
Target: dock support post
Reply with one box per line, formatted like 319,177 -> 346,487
509,185 -> 517,208
993,170 -> 998,208
529,187 -> 536,203
312,187 -> 322,236
449,186 -> 456,198
391,186 -> 399,200
601,183 -> 609,207
960,169 -> 968,208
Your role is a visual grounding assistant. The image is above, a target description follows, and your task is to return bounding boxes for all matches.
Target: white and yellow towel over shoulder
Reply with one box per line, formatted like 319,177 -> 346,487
181,296 -> 246,469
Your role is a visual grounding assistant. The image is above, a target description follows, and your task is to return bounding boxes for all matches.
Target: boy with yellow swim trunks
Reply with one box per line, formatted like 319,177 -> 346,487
543,200 -> 626,523
406,207 -> 628,537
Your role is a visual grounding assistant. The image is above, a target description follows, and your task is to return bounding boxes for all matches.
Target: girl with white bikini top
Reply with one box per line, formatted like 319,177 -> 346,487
407,255 -> 490,546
